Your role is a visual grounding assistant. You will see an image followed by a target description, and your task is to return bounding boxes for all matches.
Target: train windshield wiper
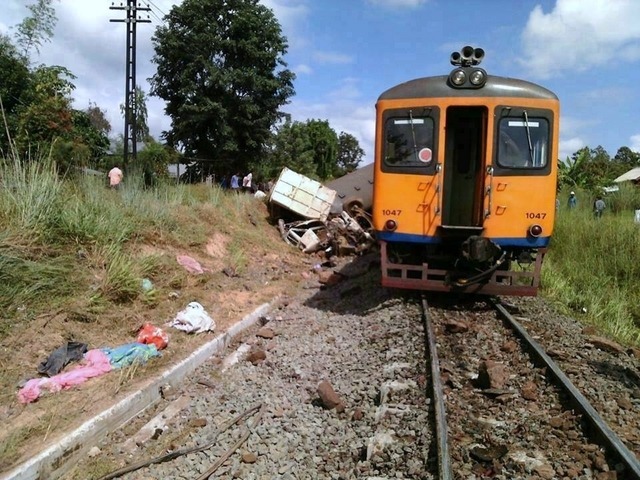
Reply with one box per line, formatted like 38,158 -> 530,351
409,110 -> 419,162
523,110 -> 534,166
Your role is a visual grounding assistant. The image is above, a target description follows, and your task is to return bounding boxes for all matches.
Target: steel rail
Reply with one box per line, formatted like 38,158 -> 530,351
421,296 -> 452,480
492,298 -> 640,479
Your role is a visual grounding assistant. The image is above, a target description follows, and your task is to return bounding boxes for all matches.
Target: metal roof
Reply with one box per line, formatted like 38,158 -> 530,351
613,167 -> 640,183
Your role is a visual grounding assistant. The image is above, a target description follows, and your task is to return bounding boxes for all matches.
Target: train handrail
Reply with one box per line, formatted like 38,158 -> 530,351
435,162 -> 442,215
485,165 -> 494,218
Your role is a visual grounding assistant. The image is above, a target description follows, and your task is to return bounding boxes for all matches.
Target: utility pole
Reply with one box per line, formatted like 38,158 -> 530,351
109,1 -> 151,167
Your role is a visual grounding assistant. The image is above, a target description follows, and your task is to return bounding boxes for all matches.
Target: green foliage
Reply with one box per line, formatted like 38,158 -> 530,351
85,101 -> 111,135
335,131 -> 364,176
259,118 -> 316,179
558,145 -> 632,191
120,85 -> 150,142
0,156 -> 63,237
544,191 -> 640,345
14,0 -> 59,58
307,119 -> 338,180
257,118 -> 360,182
149,0 -> 295,174
0,35 -> 30,153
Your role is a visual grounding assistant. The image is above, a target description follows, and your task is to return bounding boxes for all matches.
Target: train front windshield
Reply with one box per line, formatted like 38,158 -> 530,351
384,115 -> 435,168
497,116 -> 549,169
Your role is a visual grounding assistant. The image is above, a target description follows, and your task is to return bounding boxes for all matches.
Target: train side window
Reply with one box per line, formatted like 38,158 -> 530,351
497,117 -> 549,169
384,116 -> 435,168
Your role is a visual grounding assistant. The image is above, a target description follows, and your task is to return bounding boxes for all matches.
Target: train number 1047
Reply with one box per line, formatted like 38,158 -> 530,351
382,209 -> 402,216
525,212 -> 546,219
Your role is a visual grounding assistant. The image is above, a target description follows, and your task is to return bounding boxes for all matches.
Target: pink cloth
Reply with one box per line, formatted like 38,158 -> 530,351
176,255 -> 205,274
18,349 -> 113,404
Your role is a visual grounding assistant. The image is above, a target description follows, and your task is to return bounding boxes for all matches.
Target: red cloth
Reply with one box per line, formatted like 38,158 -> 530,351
137,323 -> 169,350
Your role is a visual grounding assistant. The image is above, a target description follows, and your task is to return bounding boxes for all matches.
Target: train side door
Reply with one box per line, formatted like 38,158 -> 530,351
442,106 -> 487,227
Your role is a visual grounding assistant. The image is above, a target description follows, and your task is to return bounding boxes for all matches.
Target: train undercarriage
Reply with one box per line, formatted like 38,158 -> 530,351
380,236 -> 546,296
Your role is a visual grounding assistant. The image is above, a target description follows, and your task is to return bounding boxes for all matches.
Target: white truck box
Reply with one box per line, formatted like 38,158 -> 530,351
269,168 -> 337,221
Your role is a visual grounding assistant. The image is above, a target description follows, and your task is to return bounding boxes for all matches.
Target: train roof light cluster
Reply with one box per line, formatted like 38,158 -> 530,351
448,46 -> 487,89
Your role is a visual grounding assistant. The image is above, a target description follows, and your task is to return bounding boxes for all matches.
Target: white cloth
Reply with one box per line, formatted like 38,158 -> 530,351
168,302 -> 215,333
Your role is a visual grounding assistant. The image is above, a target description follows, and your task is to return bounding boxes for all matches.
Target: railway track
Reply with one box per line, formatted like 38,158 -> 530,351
423,295 -> 640,479
63,262 -> 640,479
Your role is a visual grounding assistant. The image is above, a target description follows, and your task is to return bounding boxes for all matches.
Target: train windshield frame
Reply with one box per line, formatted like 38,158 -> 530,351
381,107 -> 439,175
493,106 -> 553,176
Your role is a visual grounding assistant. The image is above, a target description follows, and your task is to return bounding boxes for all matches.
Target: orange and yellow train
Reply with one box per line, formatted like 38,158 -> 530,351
372,46 -> 559,296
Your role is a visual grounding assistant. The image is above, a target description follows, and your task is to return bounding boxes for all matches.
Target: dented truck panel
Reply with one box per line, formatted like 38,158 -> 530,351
269,168 -> 337,221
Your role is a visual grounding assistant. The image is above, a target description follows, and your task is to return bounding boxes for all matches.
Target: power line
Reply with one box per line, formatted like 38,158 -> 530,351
145,1 -> 164,23
147,0 -> 167,18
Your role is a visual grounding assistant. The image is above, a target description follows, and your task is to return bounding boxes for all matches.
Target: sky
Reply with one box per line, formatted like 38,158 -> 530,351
1,0 -> 639,165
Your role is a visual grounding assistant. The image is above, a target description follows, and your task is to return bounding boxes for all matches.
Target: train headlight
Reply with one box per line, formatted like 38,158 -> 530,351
384,219 -> 397,231
528,224 -> 543,237
469,68 -> 486,86
450,69 -> 466,86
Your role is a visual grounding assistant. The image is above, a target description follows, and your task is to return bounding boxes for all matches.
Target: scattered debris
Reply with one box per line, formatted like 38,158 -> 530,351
37,341 -> 88,377
269,167 -> 336,221
137,324 -> 169,350
268,167 -> 376,262
269,168 -> 375,258
168,302 -> 216,334
176,255 -> 207,274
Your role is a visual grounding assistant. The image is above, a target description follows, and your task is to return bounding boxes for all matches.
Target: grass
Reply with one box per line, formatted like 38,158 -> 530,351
542,187 -> 640,346
0,153 -> 301,474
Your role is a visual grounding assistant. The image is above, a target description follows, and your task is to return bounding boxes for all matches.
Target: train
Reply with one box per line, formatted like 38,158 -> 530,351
372,46 -> 559,296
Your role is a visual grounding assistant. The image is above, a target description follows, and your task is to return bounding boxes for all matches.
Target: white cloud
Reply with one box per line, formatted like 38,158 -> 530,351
293,63 -> 313,75
367,0 -> 427,7
521,0 -> 640,78
559,137 -> 586,161
285,88 -> 376,165
630,134 -> 640,153
312,51 -> 353,65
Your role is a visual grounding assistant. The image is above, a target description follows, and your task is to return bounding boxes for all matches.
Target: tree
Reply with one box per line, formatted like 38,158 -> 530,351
119,85 -> 149,142
258,118 -> 316,180
307,119 -> 338,181
85,101 -> 111,136
14,0 -> 59,58
149,0 -> 295,174
71,109 -> 110,166
15,65 -> 76,153
335,131 -> 364,177
613,146 -> 640,168
0,35 -> 30,154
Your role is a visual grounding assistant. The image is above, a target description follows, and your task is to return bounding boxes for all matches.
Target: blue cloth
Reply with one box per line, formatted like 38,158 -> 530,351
230,175 -> 240,189
101,342 -> 159,369
568,196 -> 577,208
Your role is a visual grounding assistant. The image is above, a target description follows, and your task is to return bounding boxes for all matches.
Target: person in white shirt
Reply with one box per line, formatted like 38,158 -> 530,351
108,166 -> 123,189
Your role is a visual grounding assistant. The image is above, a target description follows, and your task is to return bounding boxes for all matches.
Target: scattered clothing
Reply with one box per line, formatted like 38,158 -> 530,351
18,349 -> 112,404
37,341 -> 88,377
101,343 -> 160,369
176,254 -> 205,274
137,323 -> 169,350
168,301 -> 216,333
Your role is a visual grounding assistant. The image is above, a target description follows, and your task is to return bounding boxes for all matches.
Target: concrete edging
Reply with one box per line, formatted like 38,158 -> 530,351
2,302 -> 274,480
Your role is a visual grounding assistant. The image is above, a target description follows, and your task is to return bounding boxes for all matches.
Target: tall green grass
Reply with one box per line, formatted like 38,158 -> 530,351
543,190 -> 640,346
0,154 -> 266,331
